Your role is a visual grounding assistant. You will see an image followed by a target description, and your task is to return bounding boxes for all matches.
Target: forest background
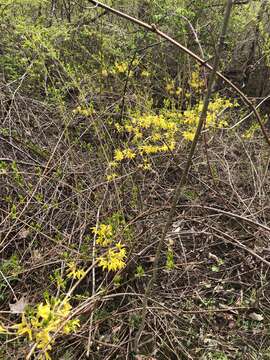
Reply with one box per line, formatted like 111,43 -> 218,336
1,0 -> 270,359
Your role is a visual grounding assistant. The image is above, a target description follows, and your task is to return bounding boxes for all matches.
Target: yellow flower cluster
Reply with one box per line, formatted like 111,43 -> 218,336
114,148 -> 136,162
242,122 -> 260,139
165,79 -> 182,96
66,261 -> 86,280
72,104 -> 95,116
166,80 -> 174,94
98,242 -> 126,272
106,113 -> 179,177
141,70 -> 151,78
106,173 -> 118,181
92,223 -> 126,272
92,223 -> 113,246
128,114 -> 177,153
189,67 -> 205,91
114,62 -> 128,74
138,143 -> 174,154
0,324 -> 7,333
182,130 -> 195,141
134,114 -> 177,131
0,297 -> 79,359
101,68 -> 108,77
182,96 -> 234,141
101,58 -> 141,78
107,92 -> 234,177
106,148 -> 136,181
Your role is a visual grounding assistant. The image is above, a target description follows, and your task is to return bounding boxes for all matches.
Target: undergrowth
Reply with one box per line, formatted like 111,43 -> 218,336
1,1 -> 270,359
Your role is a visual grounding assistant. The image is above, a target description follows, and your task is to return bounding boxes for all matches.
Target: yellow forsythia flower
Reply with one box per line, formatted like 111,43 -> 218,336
15,315 -> 32,340
63,319 -> 80,334
5,296 -> 80,359
123,148 -> 136,159
101,69 -> 108,77
114,62 -> 128,73
114,148 -> 136,162
98,242 -> 126,271
106,173 -> 118,181
92,223 -> 113,246
66,262 -> 86,280
114,149 -> 125,162
182,130 -> 195,141
0,324 -> 7,334
37,303 -> 51,321
36,329 -> 53,350
141,70 -> 150,77
190,69 -> 204,90
59,301 -> 72,317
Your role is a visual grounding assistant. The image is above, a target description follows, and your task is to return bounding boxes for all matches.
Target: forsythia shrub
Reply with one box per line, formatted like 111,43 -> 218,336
106,94 -> 234,180
107,112 -> 179,177
0,296 -> 79,360
181,96 -> 235,141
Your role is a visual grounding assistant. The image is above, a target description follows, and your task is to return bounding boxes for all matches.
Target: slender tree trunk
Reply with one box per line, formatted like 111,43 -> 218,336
134,0 -> 234,353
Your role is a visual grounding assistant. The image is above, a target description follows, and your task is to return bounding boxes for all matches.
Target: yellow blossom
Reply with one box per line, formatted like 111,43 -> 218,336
109,161 -> 117,168
141,70 -> 150,77
58,301 -> 72,318
115,123 -> 123,132
92,224 -> 113,246
5,296 -> 80,359
98,242 -> 126,271
123,148 -> 136,159
124,124 -> 133,132
66,262 -> 86,280
152,133 -> 161,141
132,59 -> 140,66
190,69 -> 204,90
114,149 -> 125,162
142,162 -> 151,170
165,80 -> 175,93
37,303 -> 51,321
182,130 -> 195,141
107,173 -> 118,181
15,315 -> 32,340
36,329 -> 53,350
114,62 -> 128,73
63,319 -> 80,334
114,148 -> 136,162
181,96 -> 234,141
175,87 -> 182,96
101,68 -> 108,77
0,324 -> 7,334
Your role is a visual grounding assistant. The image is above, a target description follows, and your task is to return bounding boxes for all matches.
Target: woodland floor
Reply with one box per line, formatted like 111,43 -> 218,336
0,86 -> 270,360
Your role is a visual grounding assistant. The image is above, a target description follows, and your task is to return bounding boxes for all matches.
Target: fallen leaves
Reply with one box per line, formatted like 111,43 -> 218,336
248,312 -> 264,322
9,297 -> 28,314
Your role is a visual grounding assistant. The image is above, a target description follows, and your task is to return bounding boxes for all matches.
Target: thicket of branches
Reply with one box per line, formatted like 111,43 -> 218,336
1,1 -> 270,359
